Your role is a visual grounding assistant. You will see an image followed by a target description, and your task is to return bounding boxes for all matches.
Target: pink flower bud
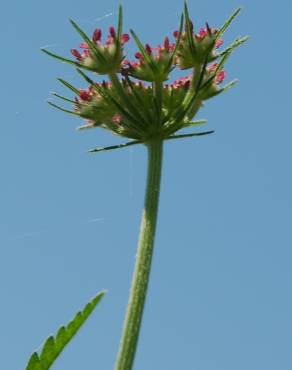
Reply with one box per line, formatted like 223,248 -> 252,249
71,49 -> 82,60
216,70 -> 226,84
208,63 -> 218,72
80,43 -> 89,49
92,28 -> 102,43
121,33 -> 130,43
109,26 -> 116,38
215,38 -> 224,48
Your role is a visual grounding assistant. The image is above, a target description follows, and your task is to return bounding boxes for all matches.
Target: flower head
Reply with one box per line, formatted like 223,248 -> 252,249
44,4 -> 248,152
121,36 -> 176,82
69,24 -> 130,74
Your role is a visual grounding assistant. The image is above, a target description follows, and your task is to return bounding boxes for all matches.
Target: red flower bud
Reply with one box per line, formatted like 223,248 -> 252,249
164,36 -> 170,50
121,33 -> 130,43
109,26 -> 116,38
71,49 -> 82,60
173,30 -> 179,38
79,89 -> 90,101
135,52 -> 143,60
145,44 -> 152,55
92,28 -> 102,43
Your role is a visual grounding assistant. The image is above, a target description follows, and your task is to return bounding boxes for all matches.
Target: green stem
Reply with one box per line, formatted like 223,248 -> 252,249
114,139 -> 164,370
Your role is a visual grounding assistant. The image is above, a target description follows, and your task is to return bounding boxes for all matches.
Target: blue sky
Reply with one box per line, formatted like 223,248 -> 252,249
1,0 -> 291,369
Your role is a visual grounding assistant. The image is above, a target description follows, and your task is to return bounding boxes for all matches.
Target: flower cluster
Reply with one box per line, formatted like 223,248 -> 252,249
43,4 -> 247,151
70,26 -> 130,74
122,36 -> 176,82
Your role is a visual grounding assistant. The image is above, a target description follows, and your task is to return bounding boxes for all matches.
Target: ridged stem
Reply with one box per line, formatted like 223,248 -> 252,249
114,139 -> 164,370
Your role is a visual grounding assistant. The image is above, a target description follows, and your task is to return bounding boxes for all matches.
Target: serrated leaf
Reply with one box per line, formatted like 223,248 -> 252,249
25,353 -> 42,370
25,291 -> 105,370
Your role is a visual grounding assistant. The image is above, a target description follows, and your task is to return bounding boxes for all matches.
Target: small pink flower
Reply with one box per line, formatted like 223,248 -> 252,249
208,63 -> 218,72
92,28 -> 102,43
215,38 -> 224,48
216,70 -> 226,84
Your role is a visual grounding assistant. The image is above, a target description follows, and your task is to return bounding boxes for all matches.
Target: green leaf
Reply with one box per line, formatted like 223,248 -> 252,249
109,73 -> 148,127
221,78 -> 238,93
25,292 -> 106,370
184,119 -> 207,127
215,36 -> 249,59
184,2 -> 196,56
41,48 -> 88,69
166,130 -> 214,141
57,78 -> 80,95
216,8 -> 242,39
88,140 -> 141,153
51,92 -> 76,104
123,76 -> 154,123
164,13 -> 184,73
48,101 -> 79,116
117,5 -> 123,41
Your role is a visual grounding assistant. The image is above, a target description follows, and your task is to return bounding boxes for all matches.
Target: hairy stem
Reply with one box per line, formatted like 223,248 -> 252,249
114,139 -> 164,370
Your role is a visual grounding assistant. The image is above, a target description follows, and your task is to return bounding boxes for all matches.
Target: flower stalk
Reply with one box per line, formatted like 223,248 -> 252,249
115,139 -> 163,370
